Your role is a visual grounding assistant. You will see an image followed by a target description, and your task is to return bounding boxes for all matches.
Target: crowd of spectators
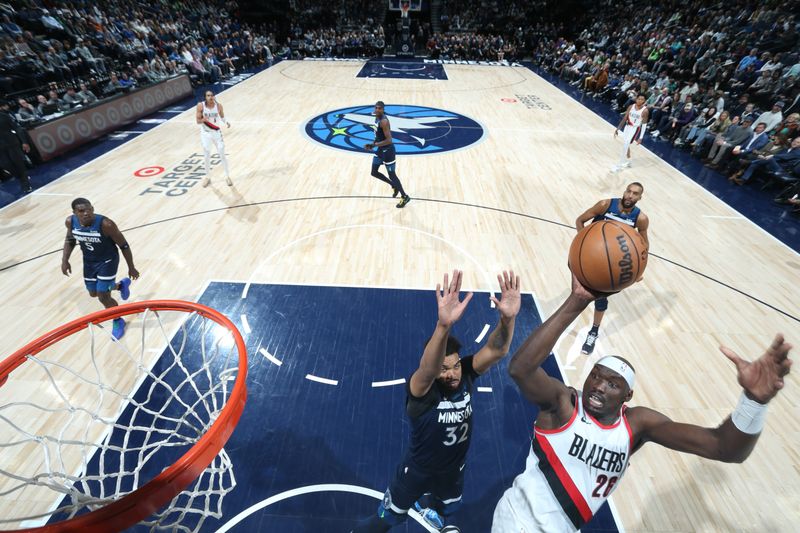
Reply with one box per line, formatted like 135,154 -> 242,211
0,0 -> 277,126
529,0 -> 799,214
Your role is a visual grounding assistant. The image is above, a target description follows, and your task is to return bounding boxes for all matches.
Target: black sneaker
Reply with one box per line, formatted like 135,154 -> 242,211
396,195 -> 411,208
581,330 -> 598,355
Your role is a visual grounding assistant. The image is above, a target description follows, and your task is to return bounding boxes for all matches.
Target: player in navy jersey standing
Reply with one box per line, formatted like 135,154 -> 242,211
61,198 -> 140,339
352,269 -> 521,532
574,182 -> 649,355
364,101 -> 411,208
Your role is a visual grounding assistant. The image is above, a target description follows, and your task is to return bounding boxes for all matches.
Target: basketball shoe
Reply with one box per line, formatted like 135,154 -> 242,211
582,328 -> 598,355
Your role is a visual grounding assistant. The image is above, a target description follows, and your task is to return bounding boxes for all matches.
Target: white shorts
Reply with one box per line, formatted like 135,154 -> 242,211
622,123 -> 641,145
201,129 -> 225,153
492,490 -> 575,533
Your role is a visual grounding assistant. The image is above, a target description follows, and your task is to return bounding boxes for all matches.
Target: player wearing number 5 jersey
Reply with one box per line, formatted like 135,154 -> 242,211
352,270 -> 521,533
61,198 -> 140,340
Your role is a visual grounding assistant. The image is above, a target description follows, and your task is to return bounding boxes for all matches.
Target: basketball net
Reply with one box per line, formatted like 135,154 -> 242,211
0,301 -> 246,531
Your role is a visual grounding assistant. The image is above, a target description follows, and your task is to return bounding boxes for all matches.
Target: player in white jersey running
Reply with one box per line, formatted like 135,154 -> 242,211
612,94 -> 649,172
196,90 -> 232,187
492,275 -> 792,532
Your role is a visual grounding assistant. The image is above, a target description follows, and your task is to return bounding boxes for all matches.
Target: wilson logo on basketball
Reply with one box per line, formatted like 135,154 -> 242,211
615,235 -> 634,286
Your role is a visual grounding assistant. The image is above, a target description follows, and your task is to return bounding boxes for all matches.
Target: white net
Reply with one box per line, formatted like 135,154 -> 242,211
0,306 -> 243,531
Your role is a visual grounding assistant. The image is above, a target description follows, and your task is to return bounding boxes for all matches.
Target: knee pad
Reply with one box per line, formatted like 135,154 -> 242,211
595,297 -> 609,312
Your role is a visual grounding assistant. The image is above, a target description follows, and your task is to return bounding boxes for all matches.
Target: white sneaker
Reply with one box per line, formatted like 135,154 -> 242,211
651,130 -> 660,137
225,176 -> 233,186
202,176 -> 211,187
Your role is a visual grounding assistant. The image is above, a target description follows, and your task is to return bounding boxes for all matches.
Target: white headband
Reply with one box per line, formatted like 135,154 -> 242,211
596,356 -> 635,390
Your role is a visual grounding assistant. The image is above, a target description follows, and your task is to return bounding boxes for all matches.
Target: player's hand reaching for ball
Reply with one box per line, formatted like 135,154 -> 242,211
721,334 -> 792,404
491,270 -> 521,320
569,272 -> 614,304
436,270 -> 473,328
61,261 -> 71,276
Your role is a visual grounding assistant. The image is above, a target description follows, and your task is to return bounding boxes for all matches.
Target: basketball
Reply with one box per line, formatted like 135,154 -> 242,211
568,221 -> 648,292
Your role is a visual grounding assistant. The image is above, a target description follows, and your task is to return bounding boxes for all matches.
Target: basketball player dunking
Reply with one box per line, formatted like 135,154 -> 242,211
351,270 -> 520,532
196,90 -> 232,187
575,182 -> 649,355
612,94 -> 649,172
61,198 -> 140,340
491,274 -> 792,532
364,101 -> 411,208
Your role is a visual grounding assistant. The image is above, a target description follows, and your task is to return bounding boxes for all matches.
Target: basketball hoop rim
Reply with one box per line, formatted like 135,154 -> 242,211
0,300 -> 248,532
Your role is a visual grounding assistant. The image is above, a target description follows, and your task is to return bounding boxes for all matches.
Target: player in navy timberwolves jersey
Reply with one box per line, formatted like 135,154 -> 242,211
364,101 -> 411,208
61,198 -> 140,339
574,182 -> 649,354
352,270 -> 521,532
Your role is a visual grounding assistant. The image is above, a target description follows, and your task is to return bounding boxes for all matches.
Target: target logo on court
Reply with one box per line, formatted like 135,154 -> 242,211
304,104 -> 485,155
134,166 -> 165,178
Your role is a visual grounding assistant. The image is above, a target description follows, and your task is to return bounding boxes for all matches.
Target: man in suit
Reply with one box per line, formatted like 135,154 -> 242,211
0,99 -> 32,193
734,136 -> 800,185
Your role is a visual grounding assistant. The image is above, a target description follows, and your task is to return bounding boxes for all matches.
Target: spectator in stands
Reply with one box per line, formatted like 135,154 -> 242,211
729,134 -> 788,182
62,86 -> 83,108
675,106 -> 717,147
774,113 -> 799,141
724,122 -> 770,173
47,89 -> 68,112
706,117 -> 755,168
753,102 -> 785,132
104,72 -> 124,95
732,136 -> 800,185
692,110 -> 733,154
77,82 -> 98,105
14,98 -> 41,124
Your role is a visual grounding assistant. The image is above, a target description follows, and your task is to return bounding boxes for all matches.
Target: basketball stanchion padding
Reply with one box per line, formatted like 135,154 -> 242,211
0,300 -> 247,532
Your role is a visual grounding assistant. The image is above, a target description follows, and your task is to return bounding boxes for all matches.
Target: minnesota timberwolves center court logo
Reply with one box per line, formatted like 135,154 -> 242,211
304,104 -> 484,155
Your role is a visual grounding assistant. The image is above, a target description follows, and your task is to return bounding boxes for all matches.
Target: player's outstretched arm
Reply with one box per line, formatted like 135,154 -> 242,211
509,275 -> 595,411
473,270 -> 521,374
409,270 -> 473,397
630,334 -> 792,463
575,200 -> 610,231
102,218 -> 140,280
635,212 -> 650,246
195,103 -> 203,124
61,217 -> 75,276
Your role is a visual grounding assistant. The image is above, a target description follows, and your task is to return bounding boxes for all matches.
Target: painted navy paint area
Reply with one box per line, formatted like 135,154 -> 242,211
356,60 -> 448,80
93,281 -> 617,532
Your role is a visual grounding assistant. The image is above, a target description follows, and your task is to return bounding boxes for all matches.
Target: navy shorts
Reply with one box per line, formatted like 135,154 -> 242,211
83,256 -> 119,293
383,455 -> 464,515
373,145 -> 397,170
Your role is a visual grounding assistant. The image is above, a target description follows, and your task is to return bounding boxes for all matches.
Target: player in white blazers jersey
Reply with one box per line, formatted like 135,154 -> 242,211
492,274 -> 792,533
612,94 -> 649,172
196,90 -> 232,187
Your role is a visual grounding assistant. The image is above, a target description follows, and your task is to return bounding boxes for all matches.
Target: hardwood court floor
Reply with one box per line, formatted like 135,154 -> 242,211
0,59 -> 797,531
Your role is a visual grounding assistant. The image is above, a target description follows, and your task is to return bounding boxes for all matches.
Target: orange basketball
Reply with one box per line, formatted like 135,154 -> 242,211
568,221 -> 648,292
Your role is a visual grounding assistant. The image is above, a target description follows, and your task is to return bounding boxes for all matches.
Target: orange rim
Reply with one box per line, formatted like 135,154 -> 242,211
0,300 -> 247,532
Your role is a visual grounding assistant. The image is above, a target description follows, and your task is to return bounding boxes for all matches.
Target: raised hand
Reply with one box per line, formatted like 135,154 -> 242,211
721,334 -> 793,404
436,270 -> 473,328
490,270 -> 521,320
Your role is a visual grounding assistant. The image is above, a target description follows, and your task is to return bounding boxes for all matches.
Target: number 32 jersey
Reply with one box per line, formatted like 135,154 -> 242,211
406,355 -> 479,472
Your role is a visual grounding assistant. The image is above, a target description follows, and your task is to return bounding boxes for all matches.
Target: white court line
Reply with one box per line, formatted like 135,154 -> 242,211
240,314 -> 251,334
371,378 -> 406,388
241,223 -> 497,302
29,192 -> 74,196
215,483 -> 438,533
477,386 -> 493,393
475,323 -> 491,343
305,374 -> 338,386
259,347 -> 282,366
